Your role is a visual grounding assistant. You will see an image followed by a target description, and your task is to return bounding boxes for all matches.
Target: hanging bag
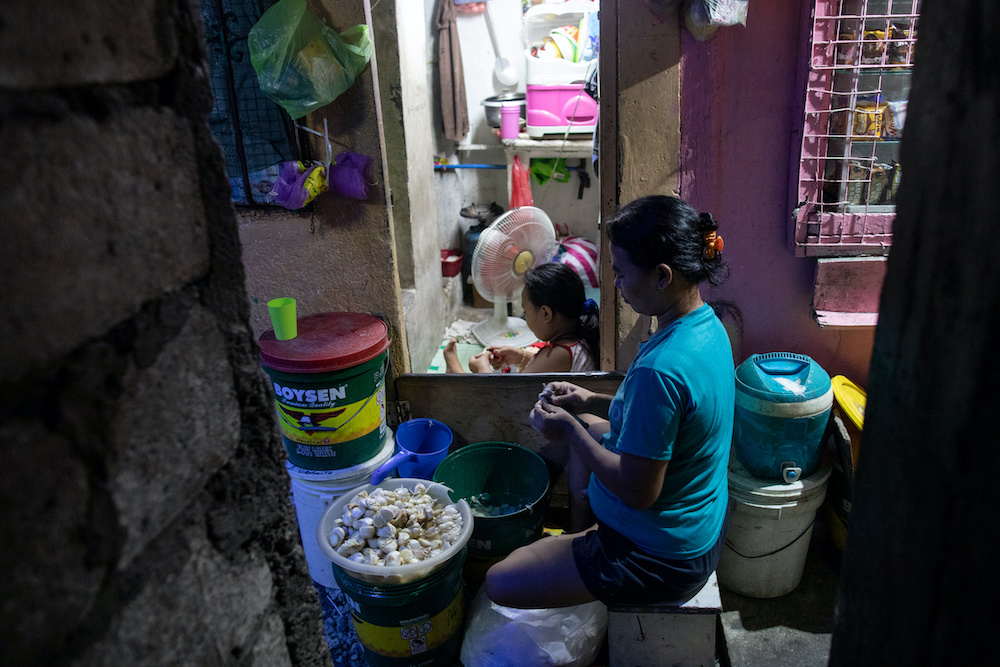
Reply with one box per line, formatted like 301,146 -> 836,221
248,0 -> 372,119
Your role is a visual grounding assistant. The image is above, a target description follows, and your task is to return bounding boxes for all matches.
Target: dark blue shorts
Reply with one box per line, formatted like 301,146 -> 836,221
572,509 -> 729,606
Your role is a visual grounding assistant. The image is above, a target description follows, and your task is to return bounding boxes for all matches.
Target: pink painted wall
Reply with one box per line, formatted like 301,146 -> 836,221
679,2 -> 875,387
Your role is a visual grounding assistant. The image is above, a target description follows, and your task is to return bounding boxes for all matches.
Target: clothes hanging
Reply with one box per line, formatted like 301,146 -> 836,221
436,0 -> 470,142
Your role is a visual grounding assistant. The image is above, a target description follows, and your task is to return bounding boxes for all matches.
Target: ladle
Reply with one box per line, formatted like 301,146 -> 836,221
484,1 -> 518,89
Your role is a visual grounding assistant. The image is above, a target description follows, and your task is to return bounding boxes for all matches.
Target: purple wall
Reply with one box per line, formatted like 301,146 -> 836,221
679,2 -> 875,387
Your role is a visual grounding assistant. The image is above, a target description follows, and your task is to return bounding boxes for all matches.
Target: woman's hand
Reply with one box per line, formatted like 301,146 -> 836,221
543,381 -> 594,412
529,399 -> 584,441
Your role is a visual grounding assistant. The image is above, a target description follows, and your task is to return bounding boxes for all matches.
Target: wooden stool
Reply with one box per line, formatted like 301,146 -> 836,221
606,571 -> 722,667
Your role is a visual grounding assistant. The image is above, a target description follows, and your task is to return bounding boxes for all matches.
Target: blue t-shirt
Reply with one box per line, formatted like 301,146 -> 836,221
587,303 -> 735,559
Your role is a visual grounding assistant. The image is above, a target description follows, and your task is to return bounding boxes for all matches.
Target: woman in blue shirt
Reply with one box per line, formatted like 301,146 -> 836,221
485,195 -> 734,607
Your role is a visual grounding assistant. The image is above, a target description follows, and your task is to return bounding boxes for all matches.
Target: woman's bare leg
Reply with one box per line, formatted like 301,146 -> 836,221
484,527 -> 598,609
569,446 -> 594,532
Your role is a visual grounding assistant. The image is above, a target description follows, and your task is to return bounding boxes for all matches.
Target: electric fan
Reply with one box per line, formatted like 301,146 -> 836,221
471,206 -> 558,347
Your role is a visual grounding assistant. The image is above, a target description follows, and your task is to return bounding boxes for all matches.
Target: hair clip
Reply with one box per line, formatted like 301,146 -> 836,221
703,230 -> 724,259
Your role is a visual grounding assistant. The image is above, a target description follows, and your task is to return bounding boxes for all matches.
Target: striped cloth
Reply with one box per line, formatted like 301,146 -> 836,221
556,236 -> 599,288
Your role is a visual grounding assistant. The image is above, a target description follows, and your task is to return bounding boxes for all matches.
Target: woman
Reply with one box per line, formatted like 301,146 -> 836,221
485,195 -> 733,608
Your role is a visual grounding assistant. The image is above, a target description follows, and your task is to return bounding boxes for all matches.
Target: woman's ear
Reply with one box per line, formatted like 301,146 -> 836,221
656,263 -> 673,291
540,304 -> 554,322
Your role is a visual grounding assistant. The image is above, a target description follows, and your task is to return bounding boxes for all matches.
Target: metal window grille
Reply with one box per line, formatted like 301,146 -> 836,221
794,0 -> 920,257
200,0 -> 306,205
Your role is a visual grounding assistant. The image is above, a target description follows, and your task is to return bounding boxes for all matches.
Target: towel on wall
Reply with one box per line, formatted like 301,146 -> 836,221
436,0 -> 470,142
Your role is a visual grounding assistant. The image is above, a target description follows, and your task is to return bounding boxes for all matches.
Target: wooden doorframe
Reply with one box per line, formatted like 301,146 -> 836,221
598,0 -> 683,371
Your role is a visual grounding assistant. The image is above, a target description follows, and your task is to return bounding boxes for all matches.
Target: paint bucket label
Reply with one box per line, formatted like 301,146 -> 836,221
266,353 -> 387,468
350,591 -> 464,660
334,548 -> 467,666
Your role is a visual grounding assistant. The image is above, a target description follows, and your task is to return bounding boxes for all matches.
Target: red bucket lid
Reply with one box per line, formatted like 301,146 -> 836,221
259,312 -> 390,373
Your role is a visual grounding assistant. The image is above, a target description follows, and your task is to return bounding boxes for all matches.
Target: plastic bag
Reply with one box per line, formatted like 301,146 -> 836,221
248,0 -> 373,120
530,158 -> 571,186
510,156 -> 534,209
266,160 -> 328,209
689,0 -> 750,29
328,151 -> 372,200
460,586 -> 608,667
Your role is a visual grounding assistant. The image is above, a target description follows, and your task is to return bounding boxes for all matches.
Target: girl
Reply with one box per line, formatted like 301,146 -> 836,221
443,262 -> 599,373
485,195 -> 733,609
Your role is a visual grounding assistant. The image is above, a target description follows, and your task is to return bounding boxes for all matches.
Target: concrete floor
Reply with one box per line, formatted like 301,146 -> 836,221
719,511 -> 842,667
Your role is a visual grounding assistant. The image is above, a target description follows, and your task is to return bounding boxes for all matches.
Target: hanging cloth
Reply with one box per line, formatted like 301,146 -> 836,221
436,0 -> 470,141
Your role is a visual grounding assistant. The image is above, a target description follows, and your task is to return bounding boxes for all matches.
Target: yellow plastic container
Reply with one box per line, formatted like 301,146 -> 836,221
832,375 -> 866,470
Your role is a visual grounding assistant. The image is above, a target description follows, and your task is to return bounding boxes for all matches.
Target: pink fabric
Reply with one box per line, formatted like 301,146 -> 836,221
558,236 -> 599,288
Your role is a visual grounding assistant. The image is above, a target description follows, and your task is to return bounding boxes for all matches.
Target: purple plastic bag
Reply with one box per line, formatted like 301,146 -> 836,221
329,151 -> 372,200
267,161 -> 327,209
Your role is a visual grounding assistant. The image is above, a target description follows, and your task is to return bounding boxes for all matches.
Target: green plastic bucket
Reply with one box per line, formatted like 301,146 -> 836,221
259,312 -> 390,470
334,548 -> 467,667
432,442 -> 551,589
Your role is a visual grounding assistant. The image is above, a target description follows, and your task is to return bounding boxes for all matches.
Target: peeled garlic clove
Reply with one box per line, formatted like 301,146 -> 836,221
328,526 -> 346,548
372,505 -> 398,528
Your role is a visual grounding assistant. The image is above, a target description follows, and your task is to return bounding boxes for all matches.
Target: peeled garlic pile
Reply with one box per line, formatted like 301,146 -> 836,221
328,483 -> 463,567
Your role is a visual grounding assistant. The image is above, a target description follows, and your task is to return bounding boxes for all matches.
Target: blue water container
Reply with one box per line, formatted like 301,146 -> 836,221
734,353 -> 833,483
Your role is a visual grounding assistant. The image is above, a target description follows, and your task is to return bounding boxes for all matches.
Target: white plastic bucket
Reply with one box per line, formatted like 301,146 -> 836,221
717,457 -> 831,598
286,430 -> 395,589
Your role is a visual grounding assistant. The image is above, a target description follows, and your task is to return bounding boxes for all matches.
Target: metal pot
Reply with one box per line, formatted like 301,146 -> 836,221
481,92 -> 526,128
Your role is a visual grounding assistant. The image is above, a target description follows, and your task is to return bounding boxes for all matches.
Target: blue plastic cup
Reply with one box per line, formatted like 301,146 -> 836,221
370,418 -> 453,484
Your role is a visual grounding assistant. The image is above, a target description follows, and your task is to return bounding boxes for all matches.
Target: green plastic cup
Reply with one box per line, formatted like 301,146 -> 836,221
267,298 -> 297,340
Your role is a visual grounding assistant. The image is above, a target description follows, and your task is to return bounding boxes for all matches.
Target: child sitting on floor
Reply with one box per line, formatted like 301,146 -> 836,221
444,262 -> 599,373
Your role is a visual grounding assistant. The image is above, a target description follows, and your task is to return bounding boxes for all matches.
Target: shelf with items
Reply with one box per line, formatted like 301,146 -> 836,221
793,0 -> 921,257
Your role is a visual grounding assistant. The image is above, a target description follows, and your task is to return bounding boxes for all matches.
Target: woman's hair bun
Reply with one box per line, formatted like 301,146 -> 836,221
698,212 -> 719,232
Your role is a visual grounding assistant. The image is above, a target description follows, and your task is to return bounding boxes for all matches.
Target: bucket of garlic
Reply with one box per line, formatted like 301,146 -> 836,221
316,477 -> 473,585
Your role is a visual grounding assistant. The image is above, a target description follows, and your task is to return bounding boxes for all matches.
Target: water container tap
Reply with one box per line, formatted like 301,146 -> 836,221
781,462 -> 802,484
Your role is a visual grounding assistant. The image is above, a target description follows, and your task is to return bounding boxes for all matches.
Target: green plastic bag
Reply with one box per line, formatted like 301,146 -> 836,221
248,0 -> 373,120
530,158 -> 572,186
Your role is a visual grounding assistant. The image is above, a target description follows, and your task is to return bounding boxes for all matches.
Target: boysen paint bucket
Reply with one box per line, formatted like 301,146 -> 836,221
316,479 -> 473,666
259,312 -> 390,470
334,549 -> 467,667
286,430 -> 395,589
432,442 -> 551,591
734,353 -> 833,483
717,456 -> 832,598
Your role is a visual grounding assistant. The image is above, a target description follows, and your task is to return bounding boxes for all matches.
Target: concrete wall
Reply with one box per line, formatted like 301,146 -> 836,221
679,1 -> 875,385
238,0 -> 411,375
373,0 -> 452,375
0,0 -> 330,664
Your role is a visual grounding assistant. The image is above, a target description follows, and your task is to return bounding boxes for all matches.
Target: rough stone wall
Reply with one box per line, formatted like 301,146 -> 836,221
0,1 -> 331,665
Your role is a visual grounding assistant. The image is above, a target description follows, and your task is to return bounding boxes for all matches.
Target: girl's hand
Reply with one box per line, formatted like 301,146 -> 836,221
487,345 -> 525,369
529,399 -> 582,441
544,382 -> 594,412
468,349 -> 494,373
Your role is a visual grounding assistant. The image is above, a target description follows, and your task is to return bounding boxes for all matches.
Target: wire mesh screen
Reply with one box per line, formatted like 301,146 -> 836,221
201,0 -> 302,205
794,0 -> 920,256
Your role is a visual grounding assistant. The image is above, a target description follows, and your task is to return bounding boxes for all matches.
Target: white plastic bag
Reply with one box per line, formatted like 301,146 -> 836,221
460,586 -> 608,667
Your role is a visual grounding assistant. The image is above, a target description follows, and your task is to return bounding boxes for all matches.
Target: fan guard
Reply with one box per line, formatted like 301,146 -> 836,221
470,206 -> 557,348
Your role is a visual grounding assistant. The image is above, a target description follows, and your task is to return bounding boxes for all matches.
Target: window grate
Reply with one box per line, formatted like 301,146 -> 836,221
794,0 -> 920,257
200,0 -> 306,206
